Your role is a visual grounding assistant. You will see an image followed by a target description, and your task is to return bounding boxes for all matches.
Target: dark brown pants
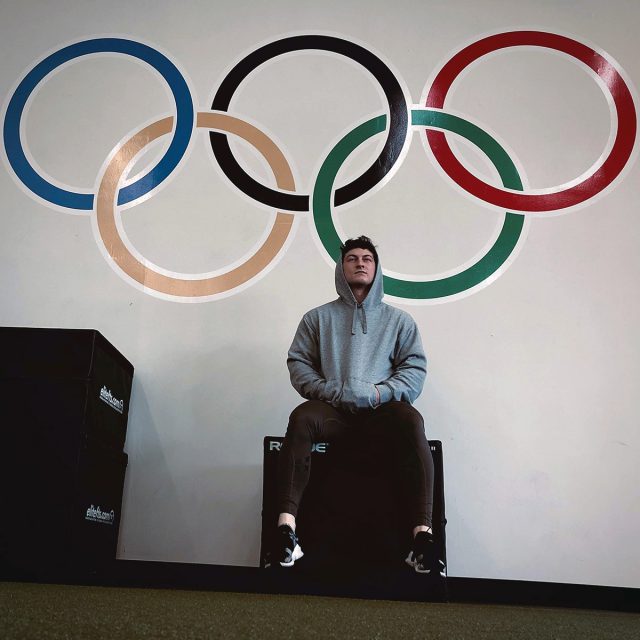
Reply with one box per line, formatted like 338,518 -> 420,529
276,400 -> 434,527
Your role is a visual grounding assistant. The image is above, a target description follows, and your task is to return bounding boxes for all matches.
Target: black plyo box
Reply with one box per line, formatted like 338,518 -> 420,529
0,441 -> 128,577
0,327 -> 133,577
260,436 -> 447,572
0,327 -> 134,452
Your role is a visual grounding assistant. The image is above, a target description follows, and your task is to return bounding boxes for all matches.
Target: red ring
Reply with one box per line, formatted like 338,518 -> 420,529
425,31 -> 637,212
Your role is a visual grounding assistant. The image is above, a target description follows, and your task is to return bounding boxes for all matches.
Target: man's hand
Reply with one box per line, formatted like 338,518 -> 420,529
340,378 -> 379,412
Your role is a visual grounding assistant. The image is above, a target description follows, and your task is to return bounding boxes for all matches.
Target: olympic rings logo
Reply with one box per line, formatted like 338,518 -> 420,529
3,31 -> 637,302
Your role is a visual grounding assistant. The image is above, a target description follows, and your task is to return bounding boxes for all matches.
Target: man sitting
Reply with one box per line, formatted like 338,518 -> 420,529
274,236 -> 442,574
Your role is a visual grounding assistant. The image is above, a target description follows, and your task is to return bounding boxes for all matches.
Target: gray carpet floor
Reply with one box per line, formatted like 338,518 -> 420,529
2,581 -> 639,639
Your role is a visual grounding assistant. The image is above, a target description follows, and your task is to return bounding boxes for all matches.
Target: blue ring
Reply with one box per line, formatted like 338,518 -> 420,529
3,38 -> 194,210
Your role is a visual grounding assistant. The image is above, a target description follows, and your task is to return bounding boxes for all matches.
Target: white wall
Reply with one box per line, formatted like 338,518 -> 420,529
1,0 -> 639,587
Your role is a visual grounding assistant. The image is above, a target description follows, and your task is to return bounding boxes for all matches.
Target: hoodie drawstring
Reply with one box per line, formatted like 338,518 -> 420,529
351,303 -> 368,335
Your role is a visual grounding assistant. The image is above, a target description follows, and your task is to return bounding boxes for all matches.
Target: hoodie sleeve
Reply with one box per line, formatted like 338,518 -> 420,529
287,314 -> 342,405
377,316 -> 427,405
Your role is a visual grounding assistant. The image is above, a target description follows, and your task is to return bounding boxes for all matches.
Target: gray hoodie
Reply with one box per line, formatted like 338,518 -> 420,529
287,259 -> 427,413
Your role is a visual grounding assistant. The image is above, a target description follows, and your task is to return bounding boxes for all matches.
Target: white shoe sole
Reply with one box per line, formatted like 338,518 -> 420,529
279,544 -> 304,568
405,552 -> 447,576
405,552 -> 430,574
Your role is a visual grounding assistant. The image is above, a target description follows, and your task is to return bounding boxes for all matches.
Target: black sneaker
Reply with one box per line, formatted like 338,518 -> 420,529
405,531 -> 446,576
274,524 -> 304,568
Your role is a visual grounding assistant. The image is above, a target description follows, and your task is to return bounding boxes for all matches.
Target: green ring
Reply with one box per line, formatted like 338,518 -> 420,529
312,109 -> 526,299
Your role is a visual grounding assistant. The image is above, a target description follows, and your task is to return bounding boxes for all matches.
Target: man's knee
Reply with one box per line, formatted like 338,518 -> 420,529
383,402 -> 426,442
289,400 -> 326,424
286,400 -> 327,441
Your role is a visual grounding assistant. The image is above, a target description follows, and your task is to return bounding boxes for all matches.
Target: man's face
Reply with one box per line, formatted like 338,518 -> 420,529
342,248 -> 376,288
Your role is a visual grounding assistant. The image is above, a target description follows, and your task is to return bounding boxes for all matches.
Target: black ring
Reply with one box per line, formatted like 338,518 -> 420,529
210,35 -> 408,211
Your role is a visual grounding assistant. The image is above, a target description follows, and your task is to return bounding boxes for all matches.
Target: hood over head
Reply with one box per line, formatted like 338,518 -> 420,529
334,258 -> 384,335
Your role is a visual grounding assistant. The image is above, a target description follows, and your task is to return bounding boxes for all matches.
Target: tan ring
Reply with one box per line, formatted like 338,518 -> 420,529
96,112 -> 295,297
